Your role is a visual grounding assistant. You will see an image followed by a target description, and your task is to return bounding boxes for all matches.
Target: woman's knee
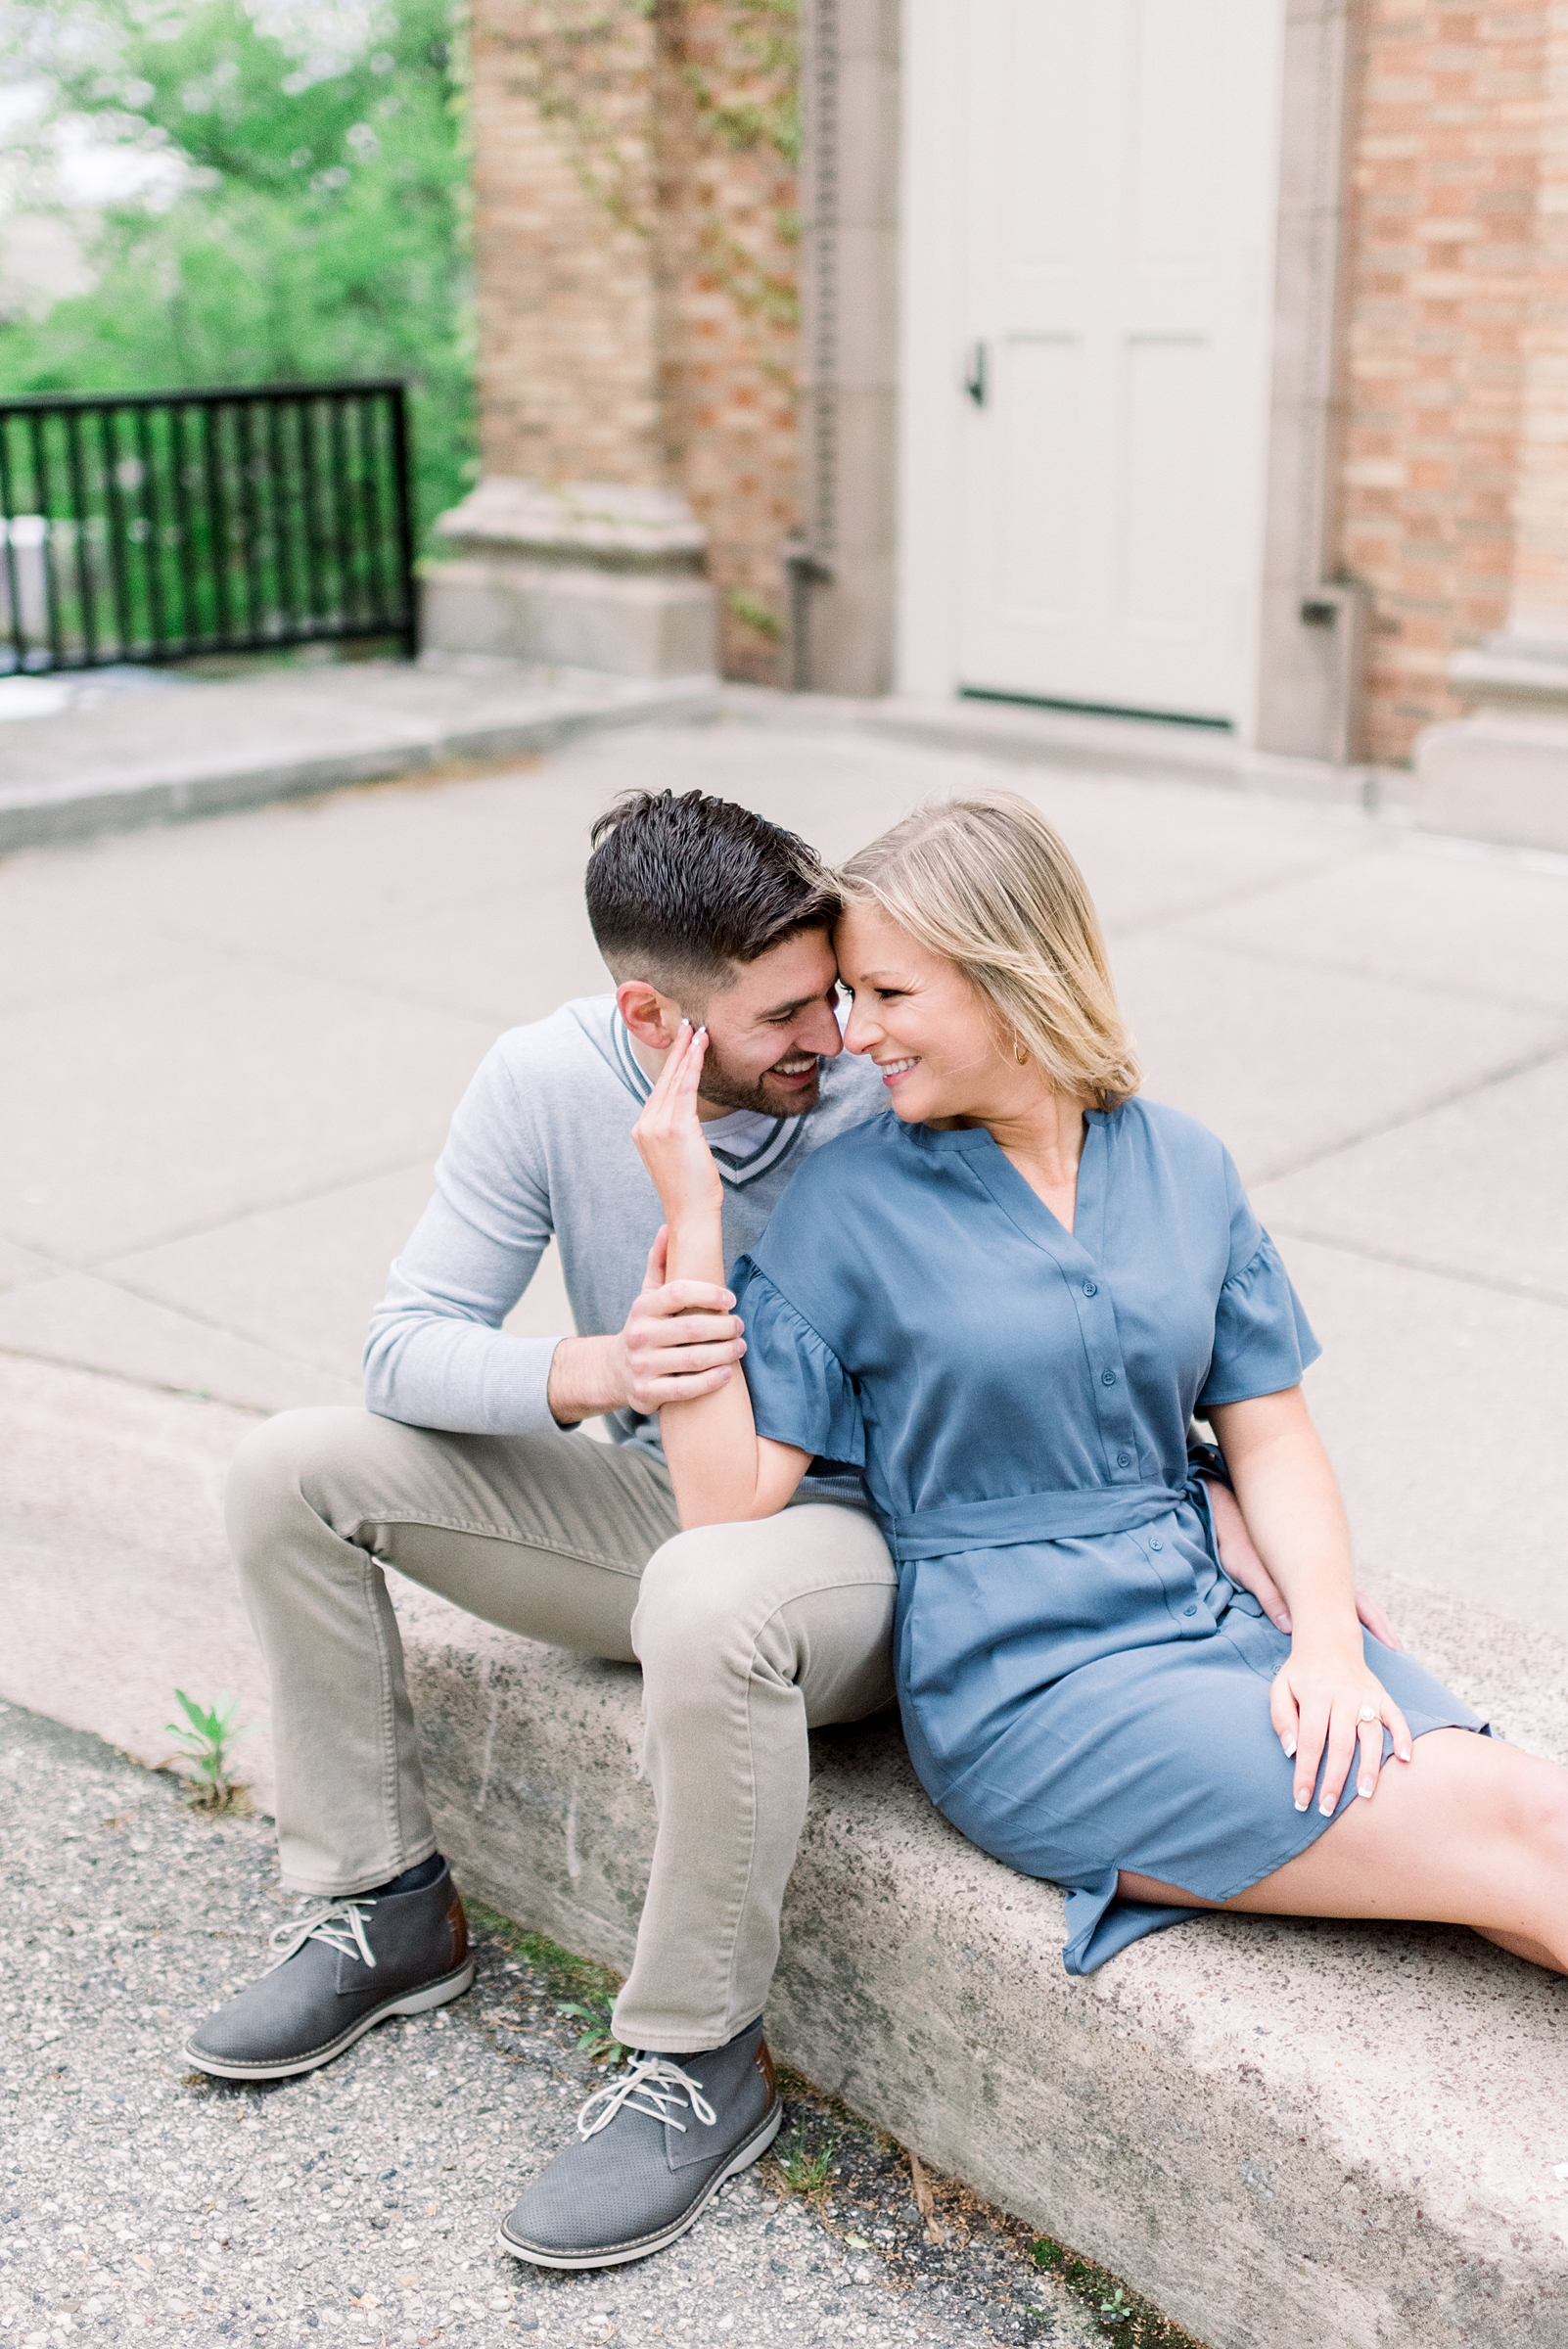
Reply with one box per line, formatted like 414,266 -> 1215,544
1500,1753 -> 1568,1874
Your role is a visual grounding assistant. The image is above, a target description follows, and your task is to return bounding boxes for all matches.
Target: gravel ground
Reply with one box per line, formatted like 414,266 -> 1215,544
0,1700 -> 1182,2349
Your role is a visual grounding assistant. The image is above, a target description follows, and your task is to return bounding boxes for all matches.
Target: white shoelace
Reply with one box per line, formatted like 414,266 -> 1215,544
265,1897 -> 378,1974
576,2053 -> 718,2142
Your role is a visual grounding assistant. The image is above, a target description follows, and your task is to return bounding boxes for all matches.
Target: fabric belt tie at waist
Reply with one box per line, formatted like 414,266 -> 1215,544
889,1482 -> 1194,1563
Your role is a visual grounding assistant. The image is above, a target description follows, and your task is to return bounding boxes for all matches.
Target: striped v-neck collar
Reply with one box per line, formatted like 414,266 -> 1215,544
609,1011 -> 810,1190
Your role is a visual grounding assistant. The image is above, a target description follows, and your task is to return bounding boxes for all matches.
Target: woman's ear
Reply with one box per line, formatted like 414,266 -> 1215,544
617,977 -> 683,1051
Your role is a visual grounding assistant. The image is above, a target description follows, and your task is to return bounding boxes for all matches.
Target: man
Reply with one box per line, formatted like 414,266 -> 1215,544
186,787 -> 1385,2271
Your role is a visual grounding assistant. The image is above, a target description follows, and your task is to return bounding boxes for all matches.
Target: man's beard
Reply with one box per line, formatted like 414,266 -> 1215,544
699,1042 -> 823,1119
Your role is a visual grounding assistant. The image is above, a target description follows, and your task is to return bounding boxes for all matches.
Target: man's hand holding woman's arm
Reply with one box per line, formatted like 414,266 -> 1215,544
545,1232 -> 748,1425
629,1022 -> 809,1526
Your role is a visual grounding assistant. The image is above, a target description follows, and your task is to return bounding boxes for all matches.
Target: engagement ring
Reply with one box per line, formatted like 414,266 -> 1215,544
1358,1705 -> 1378,1723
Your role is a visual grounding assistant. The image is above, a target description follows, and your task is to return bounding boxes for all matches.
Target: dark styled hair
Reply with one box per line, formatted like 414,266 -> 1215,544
585,789 -> 840,991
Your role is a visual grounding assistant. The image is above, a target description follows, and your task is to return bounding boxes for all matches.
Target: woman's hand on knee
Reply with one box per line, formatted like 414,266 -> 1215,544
1269,1646 -> 1413,1818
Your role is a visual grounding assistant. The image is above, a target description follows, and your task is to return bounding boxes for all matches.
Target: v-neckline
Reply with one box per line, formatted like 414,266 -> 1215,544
927,1112 -> 1106,1269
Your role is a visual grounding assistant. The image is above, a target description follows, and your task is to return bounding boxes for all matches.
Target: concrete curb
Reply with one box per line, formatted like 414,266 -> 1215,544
0,670 -> 721,854
0,666 -> 1454,857
855,696 -> 1411,815
392,1571 -> 1568,2349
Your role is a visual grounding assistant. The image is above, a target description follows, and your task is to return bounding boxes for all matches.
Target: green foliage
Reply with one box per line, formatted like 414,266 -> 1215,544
556,1995 -> 628,2069
676,0 -> 799,166
726,585 -> 781,640
774,2133 -> 835,2194
467,1905 -> 625,2009
0,0 -> 475,539
1031,2235 -> 1200,2346
163,1686 -> 251,1809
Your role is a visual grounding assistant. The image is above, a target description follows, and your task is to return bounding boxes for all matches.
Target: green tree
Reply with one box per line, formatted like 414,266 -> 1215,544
0,0 -> 474,537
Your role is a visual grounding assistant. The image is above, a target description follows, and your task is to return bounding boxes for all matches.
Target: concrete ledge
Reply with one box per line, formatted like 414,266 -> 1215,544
0,662 -> 720,854
393,1569 -> 1568,2349
1415,711 -> 1568,856
421,561 -> 717,678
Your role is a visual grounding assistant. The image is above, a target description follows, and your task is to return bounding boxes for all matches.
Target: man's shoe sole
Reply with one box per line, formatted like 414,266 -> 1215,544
495,2097 -> 784,2271
181,1958 -> 477,2082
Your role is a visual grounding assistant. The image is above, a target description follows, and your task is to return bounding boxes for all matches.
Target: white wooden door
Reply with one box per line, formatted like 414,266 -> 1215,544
913,0 -> 1283,728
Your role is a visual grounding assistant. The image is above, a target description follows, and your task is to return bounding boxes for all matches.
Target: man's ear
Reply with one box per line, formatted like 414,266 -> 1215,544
616,978 -> 685,1052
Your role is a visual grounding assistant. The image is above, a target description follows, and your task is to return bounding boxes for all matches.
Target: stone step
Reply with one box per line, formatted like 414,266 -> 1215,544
392,1569 -> 1568,2349
3,1349 -> 1565,2349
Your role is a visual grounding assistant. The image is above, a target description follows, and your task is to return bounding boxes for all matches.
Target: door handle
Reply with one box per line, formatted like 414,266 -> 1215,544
963,341 -> 988,407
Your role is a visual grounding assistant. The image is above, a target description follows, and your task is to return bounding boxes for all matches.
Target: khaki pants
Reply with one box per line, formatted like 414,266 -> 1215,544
224,1407 -> 897,2052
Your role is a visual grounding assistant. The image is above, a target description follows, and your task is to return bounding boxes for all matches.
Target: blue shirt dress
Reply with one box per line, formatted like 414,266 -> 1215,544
730,1097 -> 1483,1974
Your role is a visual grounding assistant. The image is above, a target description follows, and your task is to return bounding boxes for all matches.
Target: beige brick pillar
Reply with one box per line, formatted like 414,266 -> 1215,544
1509,1 -> 1568,649
1416,4 -> 1568,848
421,1 -> 716,678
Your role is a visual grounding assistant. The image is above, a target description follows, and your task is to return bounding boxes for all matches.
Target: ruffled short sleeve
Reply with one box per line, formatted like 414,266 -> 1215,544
1197,1230 -> 1321,1411
730,1255 -> 865,1468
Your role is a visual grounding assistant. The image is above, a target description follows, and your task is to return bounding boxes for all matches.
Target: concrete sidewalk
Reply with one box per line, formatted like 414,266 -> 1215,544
0,655 -> 720,852
3,717 -> 1568,2347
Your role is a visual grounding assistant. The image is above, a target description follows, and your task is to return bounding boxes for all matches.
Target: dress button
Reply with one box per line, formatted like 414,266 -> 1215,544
1116,1451 -> 1132,1468
1149,1538 -> 1163,1551
1101,1368 -> 1116,1387
1083,1280 -> 1097,1297
1183,1604 -> 1198,1617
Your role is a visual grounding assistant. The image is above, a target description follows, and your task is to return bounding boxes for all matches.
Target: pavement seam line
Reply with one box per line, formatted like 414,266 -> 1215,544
44,1265 -> 372,1388
1146,922 -> 1568,1018
74,1154 -> 441,1269
1244,1035 -> 1568,1187
1263,1223 -> 1568,1314
1102,841 -> 1387,946
0,1339 -> 268,1415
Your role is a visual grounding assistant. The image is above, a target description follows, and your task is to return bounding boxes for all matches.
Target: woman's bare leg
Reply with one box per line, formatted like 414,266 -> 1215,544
1118,1729 -> 1568,1974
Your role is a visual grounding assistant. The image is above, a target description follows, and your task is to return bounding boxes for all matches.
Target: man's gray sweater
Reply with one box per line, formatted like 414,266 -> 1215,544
364,994 -> 886,1472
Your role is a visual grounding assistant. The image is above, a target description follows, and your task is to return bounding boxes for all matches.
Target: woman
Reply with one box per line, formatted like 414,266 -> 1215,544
633,793 -> 1568,1977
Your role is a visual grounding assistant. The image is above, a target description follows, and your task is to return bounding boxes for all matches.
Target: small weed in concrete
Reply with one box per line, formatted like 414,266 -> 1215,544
163,1689 -> 251,1813
557,1994 -> 628,2068
774,2132 -> 836,2195
1033,2237 -> 1199,2345
468,1905 -> 624,2012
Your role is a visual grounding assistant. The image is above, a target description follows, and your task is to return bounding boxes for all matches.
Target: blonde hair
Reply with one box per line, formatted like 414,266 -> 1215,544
837,792 -> 1141,1109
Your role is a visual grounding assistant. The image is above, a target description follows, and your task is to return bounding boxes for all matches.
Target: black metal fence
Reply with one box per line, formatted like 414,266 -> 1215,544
0,379 -> 417,675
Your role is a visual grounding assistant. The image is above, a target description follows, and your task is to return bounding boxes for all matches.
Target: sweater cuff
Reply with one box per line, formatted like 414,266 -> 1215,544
503,1333 -> 571,1435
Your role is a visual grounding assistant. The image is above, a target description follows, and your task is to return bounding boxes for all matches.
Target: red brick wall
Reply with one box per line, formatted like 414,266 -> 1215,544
472,0 -> 663,484
469,2 -> 801,686
1339,3 -> 1548,762
657,6 -> 801,685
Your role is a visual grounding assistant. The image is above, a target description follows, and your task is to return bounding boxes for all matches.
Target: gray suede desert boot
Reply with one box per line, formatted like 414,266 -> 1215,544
499,2017 -> 783,2269
184,1864 -> 474,2081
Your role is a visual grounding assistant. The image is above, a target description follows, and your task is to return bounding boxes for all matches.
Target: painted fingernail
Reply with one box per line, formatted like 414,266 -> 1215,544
1397,1747 -> 1411,1763
1358,1779 -> 1374,1799
1294,1794 -> 1309,1813
1319,1797 -> 1335,1816
1273,1614 -> 1291,1633
1282,1739 -> 1296,1759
